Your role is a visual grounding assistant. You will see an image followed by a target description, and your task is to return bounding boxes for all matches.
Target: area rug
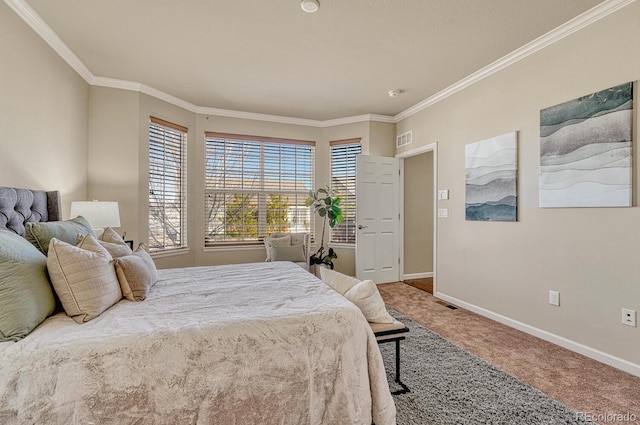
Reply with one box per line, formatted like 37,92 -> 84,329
379,309 -> 595,424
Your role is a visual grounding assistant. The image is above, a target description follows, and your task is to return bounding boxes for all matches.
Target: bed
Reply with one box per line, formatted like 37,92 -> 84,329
0,187 -> 396,424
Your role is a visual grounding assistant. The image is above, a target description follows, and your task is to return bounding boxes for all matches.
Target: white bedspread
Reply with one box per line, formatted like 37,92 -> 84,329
0,262 -> 396,424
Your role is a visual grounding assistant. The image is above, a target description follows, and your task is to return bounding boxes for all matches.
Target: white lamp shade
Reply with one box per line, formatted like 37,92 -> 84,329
70,201 -> 121,228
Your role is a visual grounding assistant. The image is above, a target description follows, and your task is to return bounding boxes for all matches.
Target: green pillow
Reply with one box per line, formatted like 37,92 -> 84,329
270,244 -> 306,262
25,216 -> 95,255
0,230 -> 56,341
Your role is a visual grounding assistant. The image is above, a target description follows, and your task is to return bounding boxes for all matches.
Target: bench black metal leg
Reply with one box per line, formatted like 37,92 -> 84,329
391,339 -> 410,395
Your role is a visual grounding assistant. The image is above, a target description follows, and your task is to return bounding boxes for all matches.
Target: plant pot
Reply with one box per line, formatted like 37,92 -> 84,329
313,263 -> 330,278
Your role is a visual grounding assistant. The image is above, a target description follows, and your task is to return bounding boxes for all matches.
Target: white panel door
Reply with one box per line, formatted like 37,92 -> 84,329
355,154 -> 400,283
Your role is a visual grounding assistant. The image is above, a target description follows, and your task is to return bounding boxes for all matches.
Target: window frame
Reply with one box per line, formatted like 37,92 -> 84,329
148,116 -> 188,253
204,132 -> 315,247
330,138 -> 361,245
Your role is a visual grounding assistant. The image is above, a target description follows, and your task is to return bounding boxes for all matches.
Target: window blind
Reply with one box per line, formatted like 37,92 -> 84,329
148,117 -> 188,252
330,138 -> 361,244
204,132 -> 315,246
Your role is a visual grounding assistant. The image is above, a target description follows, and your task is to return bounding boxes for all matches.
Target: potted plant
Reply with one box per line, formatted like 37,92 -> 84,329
306,185 -> 343,270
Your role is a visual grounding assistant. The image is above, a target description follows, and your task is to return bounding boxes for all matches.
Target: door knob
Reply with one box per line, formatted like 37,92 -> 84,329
358,225 -> 367,229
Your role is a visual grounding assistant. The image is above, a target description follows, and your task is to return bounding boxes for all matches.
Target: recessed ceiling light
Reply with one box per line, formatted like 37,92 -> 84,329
388,89 -> 401,98
301,0 -> 320,13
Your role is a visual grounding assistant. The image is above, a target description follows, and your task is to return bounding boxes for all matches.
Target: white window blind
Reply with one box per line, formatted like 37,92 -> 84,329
330,138 -> 361,244
148,117 -> 188,252
204,132 -> 315,246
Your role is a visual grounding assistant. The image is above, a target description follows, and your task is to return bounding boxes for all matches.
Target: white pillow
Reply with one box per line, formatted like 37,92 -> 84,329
47,236 -> 122,323
343,279 -> 395,324
264,235 -> 291,261
318,266 -> 359,295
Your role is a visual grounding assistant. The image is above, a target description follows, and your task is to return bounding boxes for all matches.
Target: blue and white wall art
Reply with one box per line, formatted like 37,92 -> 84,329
539,82 -> 633,208
465,132 -> 517,222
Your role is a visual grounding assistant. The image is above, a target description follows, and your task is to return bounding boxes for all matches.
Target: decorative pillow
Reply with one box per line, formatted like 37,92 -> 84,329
114,244 -> 158,301
0,230 -> 56,341
47,235 -> 122,323
343,279 -> 395,324
318,266 -> 360,295
270,244 -> 306,262
25,216 -> 95,255
79,227 -> 132,258
270,232 -> 307,249
264,235 -> 291,261
99,227 -> 123,244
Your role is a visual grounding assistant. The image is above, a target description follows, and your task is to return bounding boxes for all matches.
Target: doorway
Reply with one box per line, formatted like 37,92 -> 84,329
397,143 -> 437,294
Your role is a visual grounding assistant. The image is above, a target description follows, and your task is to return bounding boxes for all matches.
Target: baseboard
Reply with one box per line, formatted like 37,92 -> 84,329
403,272 -> 433,280
434,291 -> 640,378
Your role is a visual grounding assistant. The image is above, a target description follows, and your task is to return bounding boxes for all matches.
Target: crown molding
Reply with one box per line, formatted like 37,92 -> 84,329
93,76 -> 395,127
7,0 -> 636,126
393,0 -> 637,122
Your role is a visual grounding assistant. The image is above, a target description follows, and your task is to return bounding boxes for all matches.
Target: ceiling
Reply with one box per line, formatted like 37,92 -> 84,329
20,0 -> 605,121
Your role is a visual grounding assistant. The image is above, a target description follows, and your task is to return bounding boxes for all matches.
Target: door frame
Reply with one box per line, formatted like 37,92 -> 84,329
396,142 -> 438,292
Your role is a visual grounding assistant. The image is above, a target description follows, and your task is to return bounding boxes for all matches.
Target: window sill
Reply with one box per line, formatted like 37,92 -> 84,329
203,245 -> 264,253
150,248 -> 191,259
315,243 -> 355,250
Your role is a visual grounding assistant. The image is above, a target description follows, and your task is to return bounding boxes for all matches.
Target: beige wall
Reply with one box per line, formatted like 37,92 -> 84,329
87,87 -> 140,242
396,2 -> 640,367
0,2 -> 88,214
83,90 -> 385,272
403,152 -> 433,275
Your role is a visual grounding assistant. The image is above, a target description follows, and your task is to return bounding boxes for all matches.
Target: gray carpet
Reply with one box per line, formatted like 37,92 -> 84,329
379,309 -> 595,424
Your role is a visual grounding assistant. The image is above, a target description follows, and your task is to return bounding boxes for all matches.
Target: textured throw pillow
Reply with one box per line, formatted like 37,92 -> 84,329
318,266 -> 360,295
270,244 -> 306,262
264,235 -> 291,261
25,216 -> 95,255
80,227 -> 132,258
114,244 -> 158,301
47,235 -> 122,323
343,279 -> 395,324
0,230 -> 56,341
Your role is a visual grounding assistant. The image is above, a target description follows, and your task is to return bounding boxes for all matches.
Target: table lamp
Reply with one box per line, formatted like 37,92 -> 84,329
70,200 -> 121,236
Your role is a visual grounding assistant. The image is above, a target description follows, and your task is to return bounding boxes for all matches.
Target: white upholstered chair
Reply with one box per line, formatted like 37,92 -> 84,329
263,232 -> 311,271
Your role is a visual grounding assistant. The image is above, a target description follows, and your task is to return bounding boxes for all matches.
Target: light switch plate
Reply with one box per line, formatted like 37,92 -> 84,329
438,189 -> 450,200
438,208 -> 449,218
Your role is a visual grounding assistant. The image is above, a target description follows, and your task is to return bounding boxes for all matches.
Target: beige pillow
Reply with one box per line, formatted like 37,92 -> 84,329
344,279 -> 395,324
78,227 -> 132,259
318,267 -> 360,295
47,236 -> 122,323
270,244 -> 306,262
264,235 -> 291,261
114,244 -> 158,301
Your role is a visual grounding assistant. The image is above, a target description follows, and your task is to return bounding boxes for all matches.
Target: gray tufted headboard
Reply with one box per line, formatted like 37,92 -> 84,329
0,186 -> 61,236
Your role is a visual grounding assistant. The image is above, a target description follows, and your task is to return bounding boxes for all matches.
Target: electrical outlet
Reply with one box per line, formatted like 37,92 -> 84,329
548,290 -> 560,306
437,208 -> 448,218
622,308 -> 636,327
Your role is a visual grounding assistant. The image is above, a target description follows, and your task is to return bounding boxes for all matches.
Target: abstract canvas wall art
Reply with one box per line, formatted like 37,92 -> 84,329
539,82 -> 633,208
465,132 -> 517,221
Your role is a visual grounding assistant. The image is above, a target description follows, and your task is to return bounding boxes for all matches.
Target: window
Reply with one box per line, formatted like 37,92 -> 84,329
330,138 -> 361,244
204,132 -> 315,246
148,117 -> 188,252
